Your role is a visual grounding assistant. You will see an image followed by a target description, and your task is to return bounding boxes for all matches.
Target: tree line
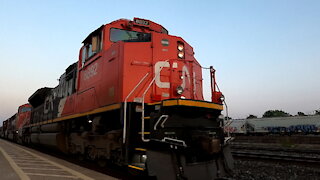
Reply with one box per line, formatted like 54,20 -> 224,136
225,109 -> 320,120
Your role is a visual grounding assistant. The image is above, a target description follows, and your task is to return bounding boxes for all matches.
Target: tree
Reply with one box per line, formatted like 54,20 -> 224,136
262,110 -> 291,118
297,112 -> 306,116
315,109 -> 320,115
246,114 -> 257,119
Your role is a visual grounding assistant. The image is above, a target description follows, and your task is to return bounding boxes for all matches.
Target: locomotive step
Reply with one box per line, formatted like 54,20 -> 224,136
128,164 -> 145,171
134,148 -> 147,152
138,132 -> 150,135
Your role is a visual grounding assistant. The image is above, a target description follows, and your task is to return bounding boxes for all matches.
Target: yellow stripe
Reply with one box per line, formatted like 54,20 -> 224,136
29,103 -> 121,127
128,165 -> 145,171
162,100 -> 178,106
147,102 -> 161,105
163,99 -> 223,110
138,132 -> 150,134
28,100 -> 221,128
144,116 -> 151,119
135,148 -> 147,151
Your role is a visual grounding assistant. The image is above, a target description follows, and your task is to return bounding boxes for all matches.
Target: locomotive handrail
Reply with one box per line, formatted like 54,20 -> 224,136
162,137 -> 187,147
204,66 -> 231,137
153,115 -> 169,130
123,73 -> 150,144
141,59 -> 169,142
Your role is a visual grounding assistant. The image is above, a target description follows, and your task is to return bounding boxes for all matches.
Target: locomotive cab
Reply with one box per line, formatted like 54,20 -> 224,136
76,18 -> 224,104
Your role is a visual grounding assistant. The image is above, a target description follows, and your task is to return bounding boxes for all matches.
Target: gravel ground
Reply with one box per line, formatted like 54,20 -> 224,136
229,159 -> 320,180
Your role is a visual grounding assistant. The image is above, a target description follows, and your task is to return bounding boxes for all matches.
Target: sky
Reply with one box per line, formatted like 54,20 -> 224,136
0,0 -> 320,123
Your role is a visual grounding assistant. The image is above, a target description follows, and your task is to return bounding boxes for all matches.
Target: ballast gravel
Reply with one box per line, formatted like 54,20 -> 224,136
228,159 -> 320,180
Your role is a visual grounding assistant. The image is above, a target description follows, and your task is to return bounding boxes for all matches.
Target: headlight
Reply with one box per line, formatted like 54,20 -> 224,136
177,41 -> 185,59
178,51 -> 184,59
220,95 -> 225,102
178,44 -> 184,51
176,86 -> 184,95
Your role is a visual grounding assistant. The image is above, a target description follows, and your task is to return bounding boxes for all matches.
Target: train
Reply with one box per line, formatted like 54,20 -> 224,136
0,104 -> 31,142
225,116 -> 320,135
0,17 -> 233,179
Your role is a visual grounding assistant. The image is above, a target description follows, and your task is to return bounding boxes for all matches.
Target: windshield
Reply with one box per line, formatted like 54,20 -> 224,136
110,28 -> 151,42
21,107 -> 31,113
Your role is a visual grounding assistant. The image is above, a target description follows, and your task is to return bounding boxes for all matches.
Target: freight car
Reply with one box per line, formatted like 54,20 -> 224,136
0,126 -> 2,138
0,120 -> 7,138
224,119 -> 246,135
5,114 -> 17,141
2,17 -> 233,179
225,116 -> 320,135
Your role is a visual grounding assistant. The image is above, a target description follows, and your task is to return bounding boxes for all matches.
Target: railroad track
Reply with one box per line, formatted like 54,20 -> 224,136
231,142 -> 320,154
232,150 -> 320,164
231,142 -> 320,165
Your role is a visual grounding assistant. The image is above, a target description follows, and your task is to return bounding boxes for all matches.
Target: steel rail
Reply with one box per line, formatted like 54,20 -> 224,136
232,150 -> 320,164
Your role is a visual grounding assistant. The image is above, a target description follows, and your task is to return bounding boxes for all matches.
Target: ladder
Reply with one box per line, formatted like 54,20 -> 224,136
122,60 -> 169,143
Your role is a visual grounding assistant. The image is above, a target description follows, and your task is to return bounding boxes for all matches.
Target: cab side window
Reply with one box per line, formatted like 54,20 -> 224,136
110,28 -> 151,42
82,31 -> 103,63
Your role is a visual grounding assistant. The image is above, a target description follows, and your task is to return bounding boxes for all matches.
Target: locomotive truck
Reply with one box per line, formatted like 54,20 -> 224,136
1,17 -> 233,179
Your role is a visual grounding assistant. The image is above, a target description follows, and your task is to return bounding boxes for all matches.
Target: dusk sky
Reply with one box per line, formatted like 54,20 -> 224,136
0,0 -> 320,123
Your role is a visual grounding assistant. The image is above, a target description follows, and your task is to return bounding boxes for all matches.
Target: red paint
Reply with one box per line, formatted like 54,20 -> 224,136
16,104 -> 31,130
59,17 -> 222,116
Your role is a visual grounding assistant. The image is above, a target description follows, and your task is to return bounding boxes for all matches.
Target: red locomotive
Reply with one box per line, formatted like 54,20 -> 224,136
16,104 -> 32,143
1,104 -> 32,142
1,18 -> 233,179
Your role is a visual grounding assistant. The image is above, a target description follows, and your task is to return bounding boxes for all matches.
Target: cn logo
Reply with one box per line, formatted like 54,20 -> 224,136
181,65 -> 190,89
154,61 -> 191,89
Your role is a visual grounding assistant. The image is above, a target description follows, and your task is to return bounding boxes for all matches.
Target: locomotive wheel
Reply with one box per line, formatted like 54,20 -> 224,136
128,167 -> 143,176
98,158 -> 107,167
77,153 -> 85,162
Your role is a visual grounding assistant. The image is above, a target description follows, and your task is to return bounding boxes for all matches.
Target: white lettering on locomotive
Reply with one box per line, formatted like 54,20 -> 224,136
57,97 -> 67,117
135,19 -> 150,26
181,65 -> 191,89
44,95 -> 54,114
155,62 -> 191,90
193,72 -> 196,95
155,61 -> 170,88
83,63 -> 98,80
